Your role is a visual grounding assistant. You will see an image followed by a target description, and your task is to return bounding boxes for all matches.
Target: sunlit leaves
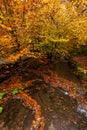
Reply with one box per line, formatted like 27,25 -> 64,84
0,24 -> 11,31
0,0 -> 87,60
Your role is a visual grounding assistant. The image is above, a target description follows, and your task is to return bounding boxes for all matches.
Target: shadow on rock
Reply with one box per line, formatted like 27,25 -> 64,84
0,98 -> 34,130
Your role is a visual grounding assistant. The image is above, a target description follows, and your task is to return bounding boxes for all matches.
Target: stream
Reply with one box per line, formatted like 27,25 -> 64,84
53,61 -> 87,118
0,59 -> 87,130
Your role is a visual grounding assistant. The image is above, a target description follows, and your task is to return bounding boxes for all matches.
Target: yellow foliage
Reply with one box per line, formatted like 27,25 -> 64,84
0,0 -> 87,60
0,24 -> 11,31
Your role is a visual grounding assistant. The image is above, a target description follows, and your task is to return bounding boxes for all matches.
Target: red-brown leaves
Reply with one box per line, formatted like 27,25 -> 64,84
16,91 -> 45,130
74,56 -> 87,70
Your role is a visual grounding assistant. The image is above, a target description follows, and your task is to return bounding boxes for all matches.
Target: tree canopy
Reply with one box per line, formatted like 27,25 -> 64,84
0,0 -> 87,61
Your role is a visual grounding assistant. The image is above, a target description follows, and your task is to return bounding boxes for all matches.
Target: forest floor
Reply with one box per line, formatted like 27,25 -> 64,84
0,55 -> 87,130
74,56 -> 87,70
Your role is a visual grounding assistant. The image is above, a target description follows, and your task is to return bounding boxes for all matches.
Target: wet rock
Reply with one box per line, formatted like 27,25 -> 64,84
0,60 -> 13,83
0,58 -> 87,130
0,99 -> 34,130
85,92 -> 87,99
30,85 -> 87,130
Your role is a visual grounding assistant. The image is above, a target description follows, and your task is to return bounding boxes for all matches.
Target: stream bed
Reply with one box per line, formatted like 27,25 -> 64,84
0,84 -> 87,130
0,59 -> 87,130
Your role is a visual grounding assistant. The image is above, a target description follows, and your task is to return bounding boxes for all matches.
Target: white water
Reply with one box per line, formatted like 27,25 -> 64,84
60,88 -> 87,118
77,100 -> 87,118
77,107 -> 87,117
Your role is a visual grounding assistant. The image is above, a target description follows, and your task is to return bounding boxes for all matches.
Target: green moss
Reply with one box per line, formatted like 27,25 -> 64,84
0,93 -> 5,99
12,89 -> 19,95
0,107 -> 3,113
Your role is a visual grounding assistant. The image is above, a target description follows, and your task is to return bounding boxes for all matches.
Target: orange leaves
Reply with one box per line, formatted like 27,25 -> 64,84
0,24 -> 11,31
71,119 -> 77,125
31,63 -> 86,101
0,76 -> 22,92
16,91 -> 45,130
0,0 -> 44,60
0,0 -> 87,62
0,73 -> 45,129
0,35 -> 13,47
74,56 -> 87,70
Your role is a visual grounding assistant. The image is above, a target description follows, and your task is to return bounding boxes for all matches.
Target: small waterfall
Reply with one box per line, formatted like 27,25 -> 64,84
77,102 -> 87,117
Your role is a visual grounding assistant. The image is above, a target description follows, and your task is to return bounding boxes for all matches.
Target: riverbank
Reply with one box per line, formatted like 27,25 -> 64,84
0,56 -> 87,130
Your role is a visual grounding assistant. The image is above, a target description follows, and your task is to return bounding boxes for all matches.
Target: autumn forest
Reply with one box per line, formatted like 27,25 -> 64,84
0,0 -> 87,130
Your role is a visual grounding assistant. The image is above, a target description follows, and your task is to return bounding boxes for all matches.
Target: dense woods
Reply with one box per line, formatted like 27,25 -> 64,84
0,0 -> 87,130
0,0 -> 87,60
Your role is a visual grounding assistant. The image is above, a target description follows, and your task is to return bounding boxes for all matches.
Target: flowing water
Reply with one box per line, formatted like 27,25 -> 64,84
53,61 -> 87,117
0,59 -> 87,130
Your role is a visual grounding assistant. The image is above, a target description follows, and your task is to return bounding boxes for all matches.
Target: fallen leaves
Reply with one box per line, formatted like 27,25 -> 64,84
74,56 -> 87,70
30,63 -> 87,104
0,57 -> 87,130
0,76 -> 22,92
15,91 -> 45,130
71,119 -> 77,125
